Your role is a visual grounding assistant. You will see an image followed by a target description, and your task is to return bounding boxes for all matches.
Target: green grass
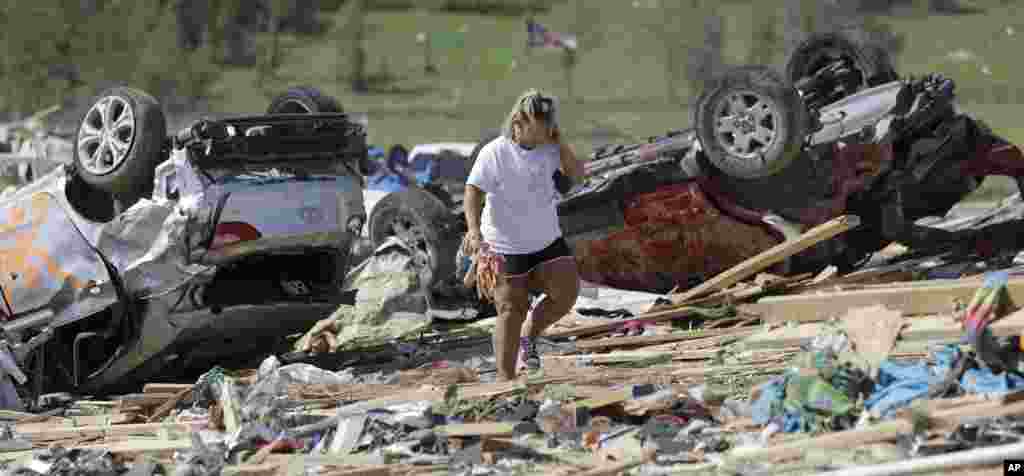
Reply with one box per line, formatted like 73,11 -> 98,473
200,0 -> 1024,203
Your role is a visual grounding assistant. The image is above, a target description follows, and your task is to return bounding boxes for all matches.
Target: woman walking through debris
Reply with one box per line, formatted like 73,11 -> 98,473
462,89 -> 585,381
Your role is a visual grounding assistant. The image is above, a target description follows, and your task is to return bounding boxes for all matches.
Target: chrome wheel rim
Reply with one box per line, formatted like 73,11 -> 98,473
77,96 -> 135,175
713,90 -> 780,161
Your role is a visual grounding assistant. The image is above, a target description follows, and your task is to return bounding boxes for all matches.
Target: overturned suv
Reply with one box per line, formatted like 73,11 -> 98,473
0,86 -> 369,404
381,32 -> 1024,299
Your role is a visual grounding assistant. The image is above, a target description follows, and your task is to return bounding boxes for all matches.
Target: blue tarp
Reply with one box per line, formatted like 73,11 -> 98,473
866,344 -> 1024,417
751,345 -> 1024,433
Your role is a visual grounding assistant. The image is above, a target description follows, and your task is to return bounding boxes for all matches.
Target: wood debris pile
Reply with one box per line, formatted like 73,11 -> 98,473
4,214 -> 1024,475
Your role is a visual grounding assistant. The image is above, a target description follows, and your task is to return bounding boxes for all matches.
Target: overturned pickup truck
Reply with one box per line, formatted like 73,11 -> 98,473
373,32 -> 1024,299
0,86 -> 369,404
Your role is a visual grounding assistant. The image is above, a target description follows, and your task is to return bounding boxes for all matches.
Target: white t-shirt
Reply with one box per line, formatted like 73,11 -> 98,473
466,135 -> 563,254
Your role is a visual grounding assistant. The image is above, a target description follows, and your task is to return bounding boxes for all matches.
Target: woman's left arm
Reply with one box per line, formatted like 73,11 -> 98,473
556,139 -> 584,184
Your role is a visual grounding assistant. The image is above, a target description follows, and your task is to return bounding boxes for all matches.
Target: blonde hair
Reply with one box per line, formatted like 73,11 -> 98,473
500,89 -> 559,141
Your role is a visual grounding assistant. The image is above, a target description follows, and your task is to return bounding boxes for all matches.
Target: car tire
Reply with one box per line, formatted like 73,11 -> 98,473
367,187 -> 461,289
266,86 -> 344,114
694,65 -> 808,180
786,31 -> 899,90
72,87 -> 167,201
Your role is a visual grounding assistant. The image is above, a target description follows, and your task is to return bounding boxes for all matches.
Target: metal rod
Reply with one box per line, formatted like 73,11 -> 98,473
815,440 -> 1024,476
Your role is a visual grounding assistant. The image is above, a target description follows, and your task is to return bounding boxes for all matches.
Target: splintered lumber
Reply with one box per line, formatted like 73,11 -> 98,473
117,393 -> 179,407
142,383 -> 194,394
747,277 -> 1024,323
669,215 -> 861,304
0,439 -> 194,462
148,385 -> 194,423
566,449 -> 656,476
303,377 -> 575,417
571,329 -> 757,352
655,272 -> 814,312
728,398 -> 1024,462
15,422 -> 192,441
434,422 -> 516,438
545,305 -> 756,339
543,351 -> 673,367
545,306 -> 698,339
746,307 -> 1024,351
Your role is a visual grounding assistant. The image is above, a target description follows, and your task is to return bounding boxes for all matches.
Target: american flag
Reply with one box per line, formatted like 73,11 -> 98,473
526,20 -> 577,50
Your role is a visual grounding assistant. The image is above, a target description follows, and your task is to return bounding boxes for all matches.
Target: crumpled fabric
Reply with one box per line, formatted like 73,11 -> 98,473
866,345 -> 1024,417
294,237 -> 432,353
750,369 -> 854,433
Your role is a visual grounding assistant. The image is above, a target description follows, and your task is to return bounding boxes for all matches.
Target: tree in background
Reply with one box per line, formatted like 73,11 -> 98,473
280,0 -> 324,35
747,1 -> 780,66
2,2 -> 78,116
684,1 -> 724,98
210,0 -> 261,66
261,0 -> 290,84
333,0 -> 370,93
175,0 -> 208,51
563,0 -> 605,102
640,0 -> 723,105
135,2 -> 222,112
783,0 -> 905,71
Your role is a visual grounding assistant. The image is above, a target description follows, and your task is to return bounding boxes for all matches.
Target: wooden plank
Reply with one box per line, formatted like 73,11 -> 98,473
544,306 -> 697,339
572,387 -> 637,409
793,267 -> 917,293
74,400 -> 118,407
572,330 -> 756,352
669,215 -> 860,304
302,377 -> 575,418
148,385 -> 194,423
15,422 -> 192,440
744,307 -> 1024,350
117,393 -> 178,406
0,438 -> 193,461
143,383 -> 194,394
564,449 -> 656,476
727,398 -> 1024,462
649,273 -> 814,314
544,351 -> 672,366
746,277 -> 1024,324
434,422 -> 516,438
546,305 -> 757,340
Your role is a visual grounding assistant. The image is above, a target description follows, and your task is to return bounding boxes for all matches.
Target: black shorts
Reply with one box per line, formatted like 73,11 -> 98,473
501,237 -> 574,277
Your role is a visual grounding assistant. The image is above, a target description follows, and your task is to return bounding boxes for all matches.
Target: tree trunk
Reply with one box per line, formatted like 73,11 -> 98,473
270,18 -> 281,69
175,0 -> 208,51
208,0 -> 225,64
351,0 -> 368,93
562,49 -> 576,102
664,38 -> 677,105
283,0 -> 320,34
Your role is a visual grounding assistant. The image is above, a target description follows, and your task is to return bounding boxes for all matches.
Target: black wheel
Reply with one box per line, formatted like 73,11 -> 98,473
367,187 -> 461,288
73,87 -> 167,199
695,65 -> 808,180
786,32 -> 899,90
267,86 -> 344,114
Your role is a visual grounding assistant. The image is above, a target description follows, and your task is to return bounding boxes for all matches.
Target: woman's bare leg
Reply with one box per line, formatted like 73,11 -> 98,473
522,257 -> 580,339
492,273 -> 531,381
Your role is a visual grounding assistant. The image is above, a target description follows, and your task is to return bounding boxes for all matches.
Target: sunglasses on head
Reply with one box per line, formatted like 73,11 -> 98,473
519,94 -> 554,123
